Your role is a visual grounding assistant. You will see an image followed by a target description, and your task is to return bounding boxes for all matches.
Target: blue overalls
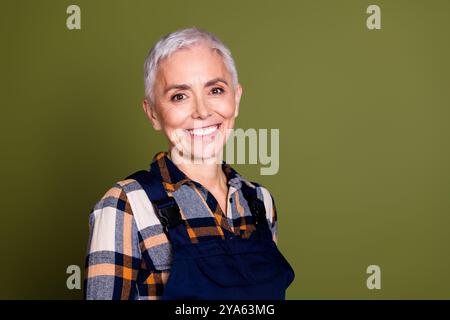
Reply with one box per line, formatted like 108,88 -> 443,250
126,169 -> 295,300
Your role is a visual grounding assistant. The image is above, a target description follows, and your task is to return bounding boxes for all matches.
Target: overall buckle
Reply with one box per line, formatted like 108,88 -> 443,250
153,198 -> 183,232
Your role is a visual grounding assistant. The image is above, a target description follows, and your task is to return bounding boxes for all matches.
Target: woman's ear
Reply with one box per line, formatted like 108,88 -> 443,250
142,99 -> 162,130
234,83 -> 243,118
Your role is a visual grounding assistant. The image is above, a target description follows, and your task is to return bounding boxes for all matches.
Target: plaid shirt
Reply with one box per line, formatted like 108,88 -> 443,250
84,151 -> 278,300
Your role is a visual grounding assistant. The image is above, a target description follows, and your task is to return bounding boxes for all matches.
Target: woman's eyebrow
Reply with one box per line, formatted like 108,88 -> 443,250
205,77 -> 228,87
164,78 -> 229,94
164,83 -> 190,94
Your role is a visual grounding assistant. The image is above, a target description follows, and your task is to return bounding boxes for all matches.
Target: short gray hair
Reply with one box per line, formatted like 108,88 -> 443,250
143,27 -> 239,105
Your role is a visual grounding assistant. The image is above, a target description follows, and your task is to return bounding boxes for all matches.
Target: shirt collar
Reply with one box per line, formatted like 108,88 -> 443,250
148,151 -> 256,192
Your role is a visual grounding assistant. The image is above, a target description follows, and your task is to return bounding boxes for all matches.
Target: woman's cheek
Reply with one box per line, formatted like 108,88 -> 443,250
214,100 -> 237,119
163,117 -> 189,144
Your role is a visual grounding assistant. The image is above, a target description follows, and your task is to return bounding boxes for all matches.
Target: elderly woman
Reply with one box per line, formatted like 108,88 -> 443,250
84,27 -> 295,300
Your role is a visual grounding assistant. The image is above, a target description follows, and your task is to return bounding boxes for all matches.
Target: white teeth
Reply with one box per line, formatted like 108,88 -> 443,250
187,124 -> 219,137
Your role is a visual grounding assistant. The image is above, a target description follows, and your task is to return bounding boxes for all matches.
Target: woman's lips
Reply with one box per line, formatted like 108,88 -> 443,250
185,123 -> 221,138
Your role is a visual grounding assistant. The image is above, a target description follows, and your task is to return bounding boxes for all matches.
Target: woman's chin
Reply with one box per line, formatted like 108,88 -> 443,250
173,145 -> 222,163
190,148 -> 222,163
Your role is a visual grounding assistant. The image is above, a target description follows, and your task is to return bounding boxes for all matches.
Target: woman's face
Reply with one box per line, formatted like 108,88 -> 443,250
143,42 -> 242,163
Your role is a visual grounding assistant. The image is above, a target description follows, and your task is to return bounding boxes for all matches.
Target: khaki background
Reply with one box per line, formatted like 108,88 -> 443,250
1,0 -> 449,299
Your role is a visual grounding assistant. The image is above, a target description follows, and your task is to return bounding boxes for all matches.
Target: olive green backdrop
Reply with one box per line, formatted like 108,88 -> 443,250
1,0 -> 449,299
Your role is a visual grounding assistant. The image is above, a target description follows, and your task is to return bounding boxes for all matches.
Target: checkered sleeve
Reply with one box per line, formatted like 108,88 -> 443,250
83,184 -> 143,300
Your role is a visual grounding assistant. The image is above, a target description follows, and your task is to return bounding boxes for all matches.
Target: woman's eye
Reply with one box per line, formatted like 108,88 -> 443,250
171,93 -> 186,102
211,87 -> 224,95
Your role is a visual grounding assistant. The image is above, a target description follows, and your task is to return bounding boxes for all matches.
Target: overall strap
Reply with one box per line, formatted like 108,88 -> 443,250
125,170 -> 183,234
240,182 -> 272,238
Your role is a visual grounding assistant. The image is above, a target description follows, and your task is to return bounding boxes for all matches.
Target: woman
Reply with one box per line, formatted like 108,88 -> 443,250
84,27 -> 295,300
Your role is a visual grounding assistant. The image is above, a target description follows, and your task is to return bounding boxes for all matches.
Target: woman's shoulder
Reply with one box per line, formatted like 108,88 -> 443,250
91,178 -> 141,211
238,176 -> 276,201
89,176 -> 161,231
239,177 -> 278,225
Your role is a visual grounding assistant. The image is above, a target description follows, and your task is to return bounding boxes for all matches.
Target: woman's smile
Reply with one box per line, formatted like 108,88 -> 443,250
185,122 -> 222,139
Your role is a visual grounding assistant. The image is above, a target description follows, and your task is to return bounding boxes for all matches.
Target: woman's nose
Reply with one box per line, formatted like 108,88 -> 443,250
192,96 -> 211,119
